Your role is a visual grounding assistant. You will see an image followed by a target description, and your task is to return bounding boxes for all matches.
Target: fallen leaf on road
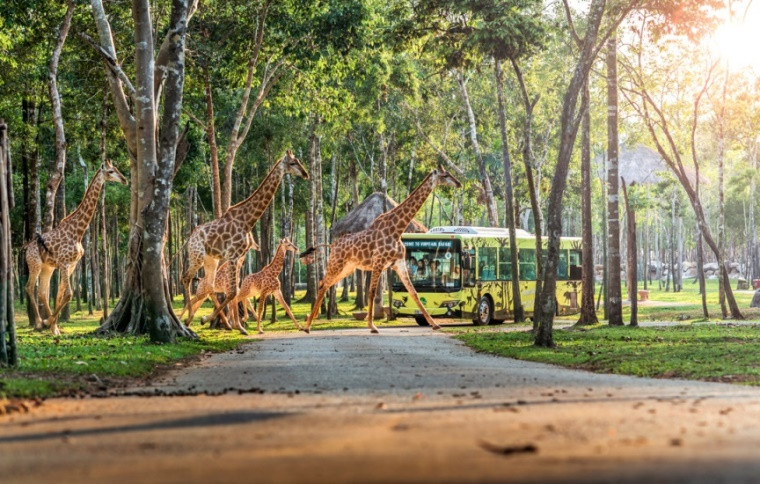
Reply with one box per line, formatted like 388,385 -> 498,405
478,441 -> 538,456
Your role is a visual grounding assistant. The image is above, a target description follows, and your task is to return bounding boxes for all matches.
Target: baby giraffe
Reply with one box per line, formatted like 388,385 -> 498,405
236,237 -> 302,334
179,259 -> 243,332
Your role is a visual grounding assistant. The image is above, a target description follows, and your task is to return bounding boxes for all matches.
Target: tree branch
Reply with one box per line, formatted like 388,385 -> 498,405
78,32 -> 137,99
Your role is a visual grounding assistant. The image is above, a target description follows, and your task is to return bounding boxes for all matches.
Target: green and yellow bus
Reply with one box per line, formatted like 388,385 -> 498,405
391,226 -> 582,326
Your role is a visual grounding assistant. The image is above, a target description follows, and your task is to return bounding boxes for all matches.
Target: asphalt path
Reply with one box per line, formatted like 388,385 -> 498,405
3,326 -> 760,483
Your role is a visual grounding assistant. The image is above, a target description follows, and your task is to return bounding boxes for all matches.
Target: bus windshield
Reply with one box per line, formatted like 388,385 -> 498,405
393,239 -> 461,292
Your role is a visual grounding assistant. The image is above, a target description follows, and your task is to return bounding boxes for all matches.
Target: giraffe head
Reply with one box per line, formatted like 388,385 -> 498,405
101,159 -> 129,185
280,237 -> 299,253
432,163 -> 462,188
281,150 -> 309,179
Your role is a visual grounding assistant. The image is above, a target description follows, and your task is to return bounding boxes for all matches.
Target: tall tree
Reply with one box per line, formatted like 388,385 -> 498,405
606,35 -> 624,326
88,0 -> 197,341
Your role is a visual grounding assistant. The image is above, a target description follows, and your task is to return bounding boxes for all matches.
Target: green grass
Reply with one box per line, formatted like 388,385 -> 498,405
1,289 -> 409,399
454,323 -> 760,384
4,280 -> 760,398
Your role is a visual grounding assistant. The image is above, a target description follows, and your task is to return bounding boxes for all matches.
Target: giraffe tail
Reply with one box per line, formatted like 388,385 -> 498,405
168,238 -> 191,267
299,244 -> 333,265
35,233 -> 50,253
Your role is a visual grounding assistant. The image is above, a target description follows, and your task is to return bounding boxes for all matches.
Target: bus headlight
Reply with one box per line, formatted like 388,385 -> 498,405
439,300 -> 460,309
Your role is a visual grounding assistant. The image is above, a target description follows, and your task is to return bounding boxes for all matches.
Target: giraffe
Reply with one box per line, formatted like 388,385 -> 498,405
235,237 -> 302,334
25,160 -> 128,335
178,259 -> 238,330
303,165 -> 462,334
181,150 -> 308,333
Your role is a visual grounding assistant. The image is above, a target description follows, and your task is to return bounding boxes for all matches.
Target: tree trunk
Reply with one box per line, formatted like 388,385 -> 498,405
494,59 -> 524,322
43,0 -> 75,233
622,178 -> 637,327
577,80 -> 598,325
535,0 -> 606,347
457,71 -> 499,226
95,0 -> 195,341
202,66 -> 223,218
0,121 -> 17,366
510,59 -> 543,325
348,157 -> 364,309
606,35 -> 623,326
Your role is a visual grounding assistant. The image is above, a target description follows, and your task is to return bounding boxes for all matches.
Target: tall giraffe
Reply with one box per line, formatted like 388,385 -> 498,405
303,165 -> 461,333
181,150 -> 308,333
235,237 -> 302,334
25,160 -> 128,335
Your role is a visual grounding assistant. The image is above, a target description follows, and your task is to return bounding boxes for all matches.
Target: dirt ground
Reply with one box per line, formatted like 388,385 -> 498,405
3,327 -> 760,483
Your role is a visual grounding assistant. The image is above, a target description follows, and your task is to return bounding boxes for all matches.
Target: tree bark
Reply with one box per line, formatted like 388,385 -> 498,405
622,178 -> 637,326
202,66 -> 223,218
535,0 -> 607,347
43,0 -> 75,233
577,80 -> 598,325
510,59 -> 543,325
0,121 -> 17,366
606,35 -> 623,326
94,0 -> 196,341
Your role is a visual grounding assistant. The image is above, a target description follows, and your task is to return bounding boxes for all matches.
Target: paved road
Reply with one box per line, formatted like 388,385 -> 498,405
3,327 -> 760,483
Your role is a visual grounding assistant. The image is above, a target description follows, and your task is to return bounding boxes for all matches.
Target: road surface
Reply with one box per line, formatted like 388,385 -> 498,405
2,327 -> 760,483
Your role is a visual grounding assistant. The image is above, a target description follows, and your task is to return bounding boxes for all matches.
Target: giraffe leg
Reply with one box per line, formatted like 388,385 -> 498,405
305,263 -> 356,333
256,293 -> 268,334
182,290 -> 210,326
47,262 -> 77,335
366,269 -> 382,334
274,288 -> 302,331
393,259 -> 440,330
244,298 -> 255,322
25,259 -> 42,328
182,252 -> 211,322
209,294 -> 233,330
185,257 -> 217,326
36,266 -> 55,330
204,262 -> 245,335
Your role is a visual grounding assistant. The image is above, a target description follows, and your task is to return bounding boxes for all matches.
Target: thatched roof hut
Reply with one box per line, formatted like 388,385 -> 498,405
595,144 -> 707,186
331,192 -> 427,238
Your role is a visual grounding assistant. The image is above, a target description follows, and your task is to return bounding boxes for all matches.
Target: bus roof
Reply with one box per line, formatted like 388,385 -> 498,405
428,226 -> 534,237
402,226 -> 581,244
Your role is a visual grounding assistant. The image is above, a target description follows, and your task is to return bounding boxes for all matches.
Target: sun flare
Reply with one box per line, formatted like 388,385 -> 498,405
710,2 -> 760,70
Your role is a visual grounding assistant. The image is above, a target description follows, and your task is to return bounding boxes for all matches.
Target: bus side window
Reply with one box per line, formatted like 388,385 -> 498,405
558,251 -> 569,280
569,249 -> 582,280
462,248 -> 476,286
478,247 -> 497,281
518,249 -> 536,281
498,246 -> 512,280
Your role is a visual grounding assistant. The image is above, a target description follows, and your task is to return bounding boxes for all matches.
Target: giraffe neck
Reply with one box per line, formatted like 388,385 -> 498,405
384,173 -> 435,237
264,243 -> 288,274
57,170 -> 105,242
225,159 -> 283,230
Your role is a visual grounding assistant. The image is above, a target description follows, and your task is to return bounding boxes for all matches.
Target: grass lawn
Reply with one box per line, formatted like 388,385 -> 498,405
454,323 -> 760,385
451,280 -> 760,385
1,290 -> 407,399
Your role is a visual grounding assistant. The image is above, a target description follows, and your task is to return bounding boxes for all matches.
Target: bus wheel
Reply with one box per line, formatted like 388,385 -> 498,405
414,315 -> 430,327
474,296 -> 493,326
